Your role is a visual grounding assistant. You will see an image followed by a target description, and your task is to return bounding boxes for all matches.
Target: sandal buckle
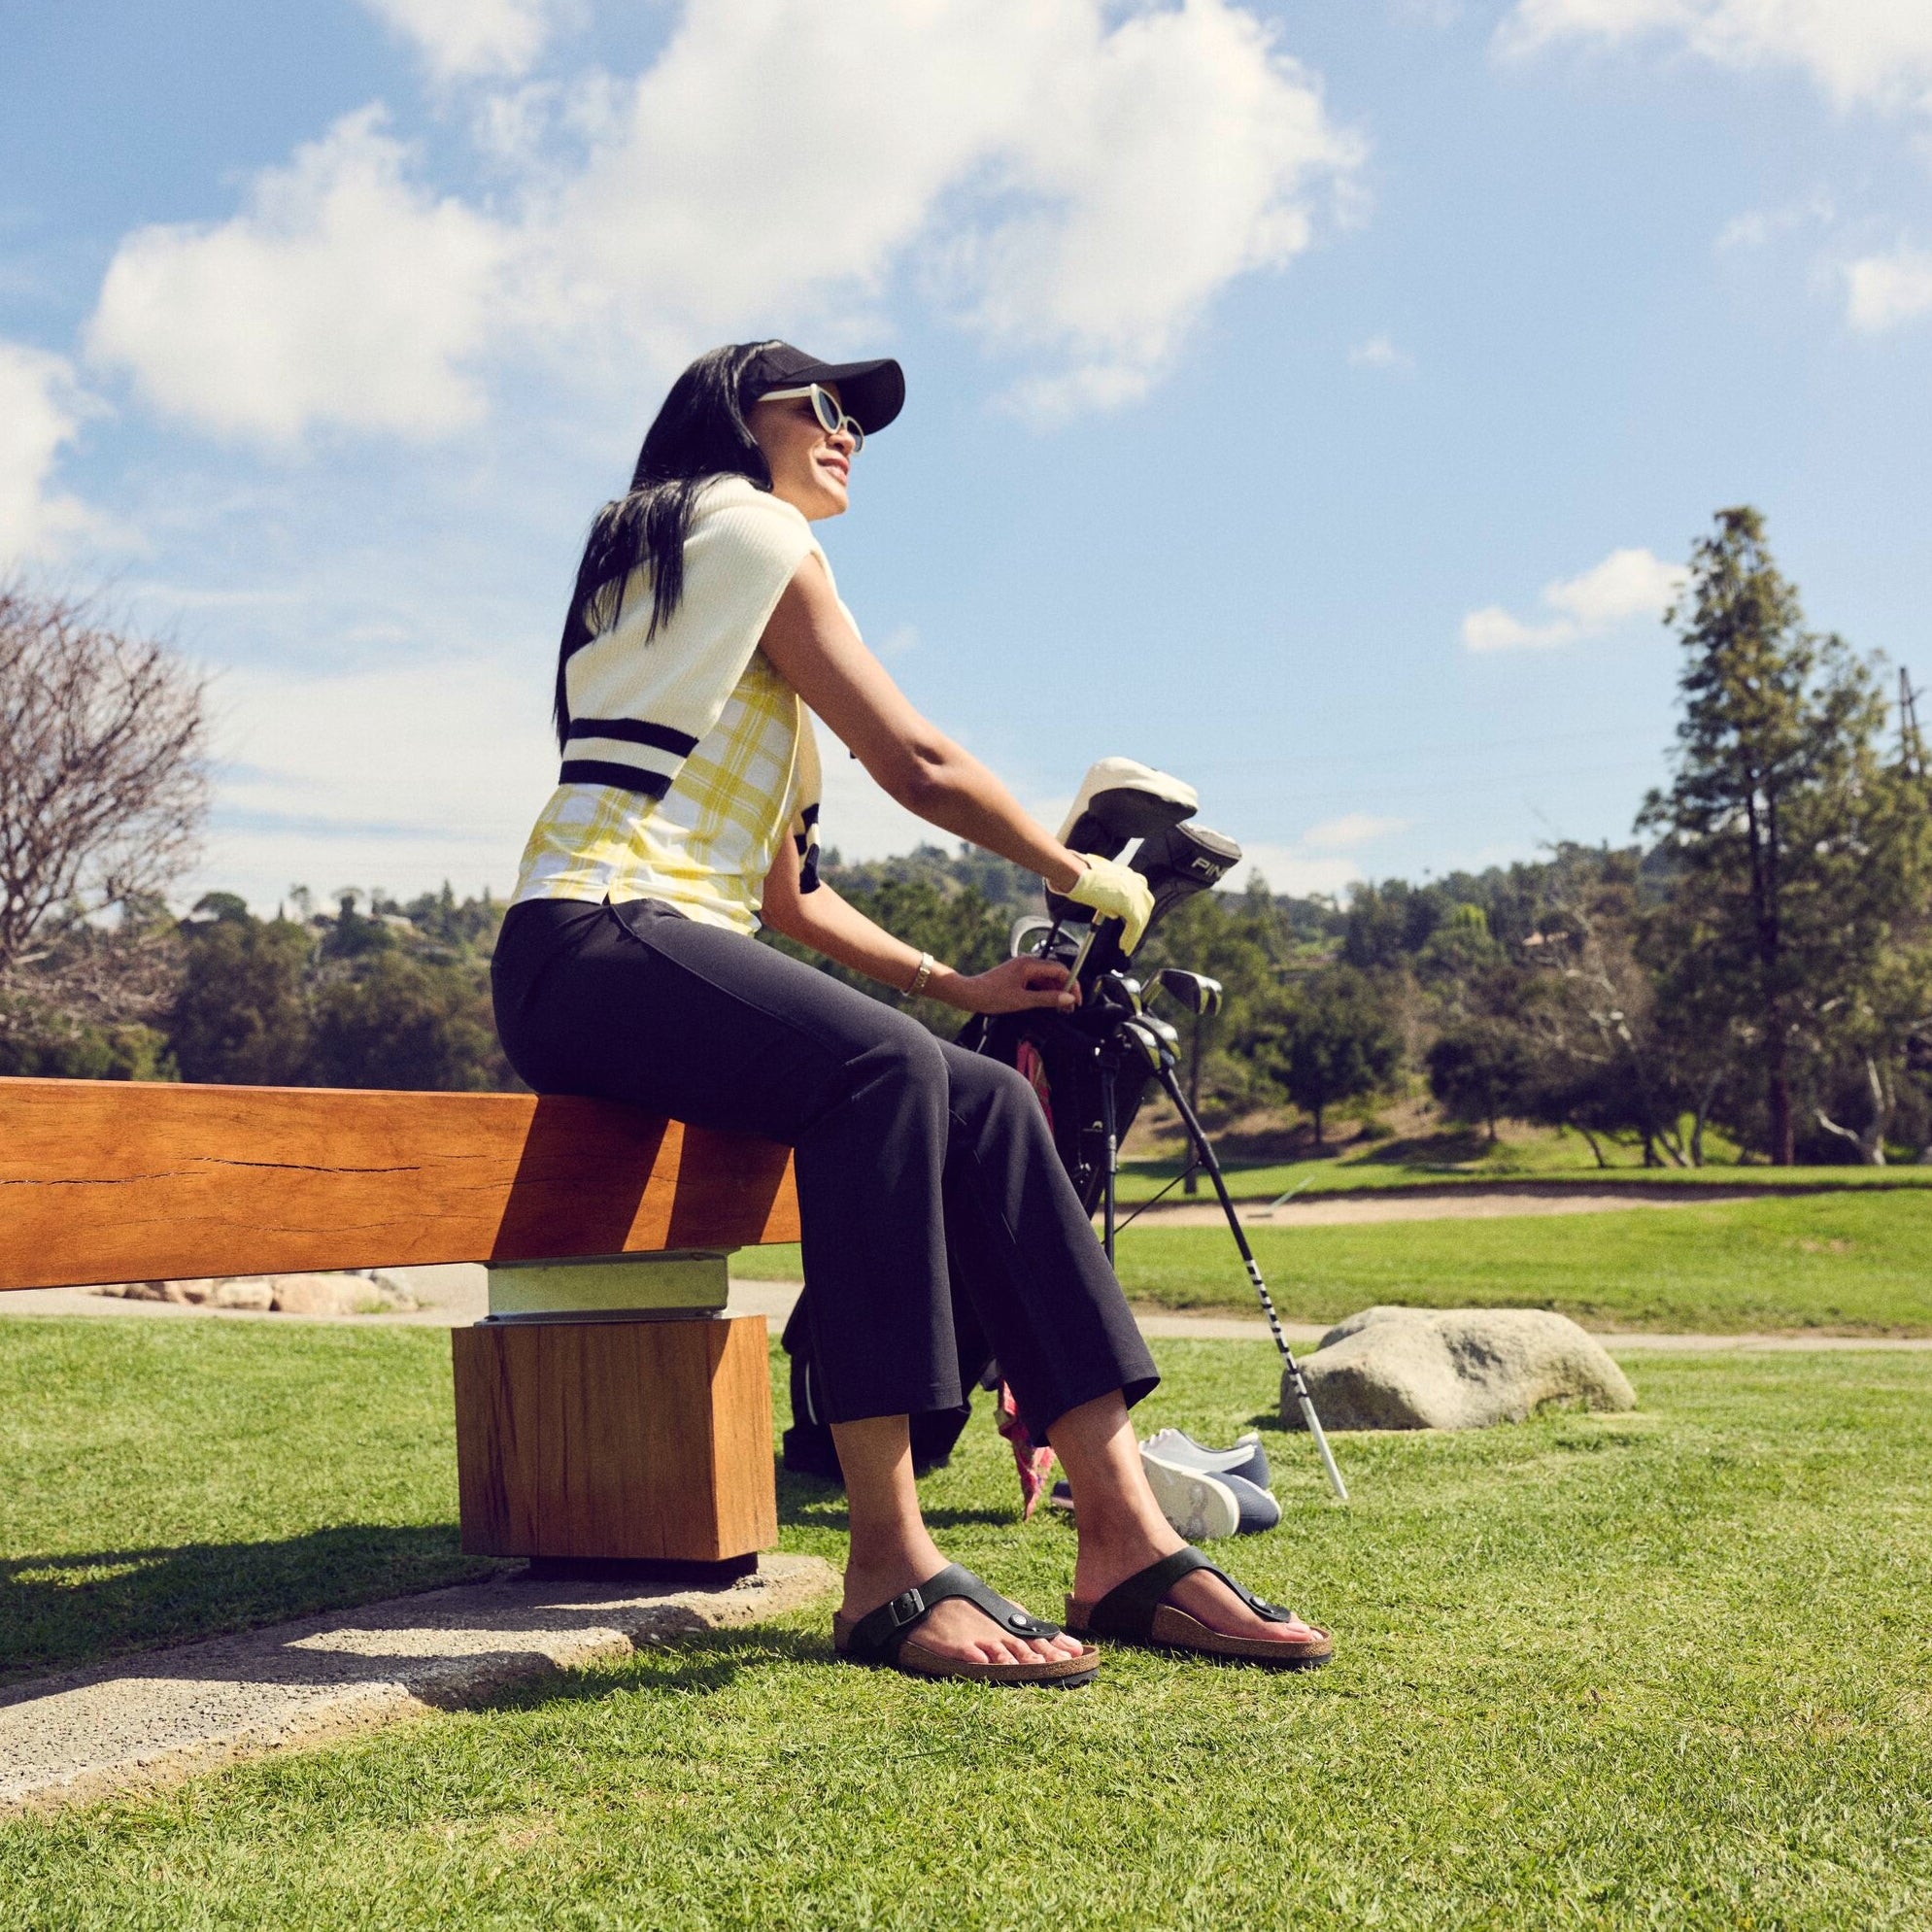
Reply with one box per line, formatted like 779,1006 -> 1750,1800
887,1588 -> 925,1628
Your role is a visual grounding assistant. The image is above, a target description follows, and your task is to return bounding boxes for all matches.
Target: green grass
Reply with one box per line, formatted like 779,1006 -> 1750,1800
1108,1190 -> 1932,1334
2,1317 -> 1929,1928
732,1190 -> 1932,1336
1114,1142 -> 1932,1203
0,1320 -> 494,1685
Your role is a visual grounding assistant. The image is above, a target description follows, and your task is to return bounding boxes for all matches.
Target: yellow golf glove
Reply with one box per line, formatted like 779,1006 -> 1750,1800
1065,854 -> 1156,953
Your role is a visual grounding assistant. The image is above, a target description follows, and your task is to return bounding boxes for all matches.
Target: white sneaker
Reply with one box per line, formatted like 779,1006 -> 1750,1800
1140,1427 -> 1271,1489
1139,1447 -> 1240,1542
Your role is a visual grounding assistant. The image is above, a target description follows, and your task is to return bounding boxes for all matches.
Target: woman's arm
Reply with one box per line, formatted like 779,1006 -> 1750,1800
761,847 -> 1076,1016
759,557 -> 1085,893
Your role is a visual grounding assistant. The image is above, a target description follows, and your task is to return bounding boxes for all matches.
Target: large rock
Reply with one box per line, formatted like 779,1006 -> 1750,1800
267,1273 -> 417,1316
89,1274 -> 416,1314
208,1278 -> 275,1310
1285,1305 -> 1637,1432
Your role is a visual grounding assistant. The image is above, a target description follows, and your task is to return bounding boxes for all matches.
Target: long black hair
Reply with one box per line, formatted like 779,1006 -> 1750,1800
552,341 -> 776,752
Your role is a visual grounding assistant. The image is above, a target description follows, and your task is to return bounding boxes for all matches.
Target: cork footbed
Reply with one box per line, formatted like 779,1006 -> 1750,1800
832,1613 -> 1101,1686
1064,1598 -> 1334,1669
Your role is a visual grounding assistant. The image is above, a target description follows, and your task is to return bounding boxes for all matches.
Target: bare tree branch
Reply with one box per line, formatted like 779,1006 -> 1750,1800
0,580 -> 208,1034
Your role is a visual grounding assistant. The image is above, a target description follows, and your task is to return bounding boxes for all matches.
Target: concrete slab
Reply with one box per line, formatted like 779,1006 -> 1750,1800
0,1553 -> 837,1816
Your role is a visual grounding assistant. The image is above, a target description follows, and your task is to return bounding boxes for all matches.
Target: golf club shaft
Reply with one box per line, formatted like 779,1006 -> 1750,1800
1157,1067 -> 1349,1504
1101,1062 -> 1118,1264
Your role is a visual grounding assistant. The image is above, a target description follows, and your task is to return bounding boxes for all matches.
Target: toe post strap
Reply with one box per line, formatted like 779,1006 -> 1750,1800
1088,1546 -> 1298,1639
843,1563 -> 1063,1664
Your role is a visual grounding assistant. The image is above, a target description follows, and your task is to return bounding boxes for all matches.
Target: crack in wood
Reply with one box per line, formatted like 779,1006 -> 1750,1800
195,1160 -> 424,1176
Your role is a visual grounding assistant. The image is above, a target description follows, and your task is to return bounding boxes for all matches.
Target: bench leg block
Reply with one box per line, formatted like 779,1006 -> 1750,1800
452,1313 -> 777,1564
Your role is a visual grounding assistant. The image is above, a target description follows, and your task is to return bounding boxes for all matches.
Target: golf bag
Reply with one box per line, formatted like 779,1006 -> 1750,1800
779,759 -> 1240,1485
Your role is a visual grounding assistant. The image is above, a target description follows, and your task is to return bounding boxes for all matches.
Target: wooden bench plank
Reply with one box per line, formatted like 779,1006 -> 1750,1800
0,1077 -> 799,1291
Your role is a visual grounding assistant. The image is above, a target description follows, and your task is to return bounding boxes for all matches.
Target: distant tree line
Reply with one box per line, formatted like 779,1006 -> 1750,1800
0,880 -> 513,1091
8,507 -> 1931,1163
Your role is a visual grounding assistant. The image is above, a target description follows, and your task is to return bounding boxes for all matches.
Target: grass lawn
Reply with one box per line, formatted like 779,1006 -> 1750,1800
3,1316 -> 1930,1926
1113,1148 -> 1932,1203
732,1189 -> 1932,1336
0,1321 -> 493,1687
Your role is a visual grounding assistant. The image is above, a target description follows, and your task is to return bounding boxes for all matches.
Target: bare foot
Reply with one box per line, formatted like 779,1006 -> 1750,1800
841,1566 -> 1089,1667
1166,1568 -> 1323,1643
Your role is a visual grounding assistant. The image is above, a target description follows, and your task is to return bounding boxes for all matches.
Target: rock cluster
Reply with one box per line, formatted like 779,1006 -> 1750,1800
94,1272 -> 417,1315
1287,1305 -> 1636,1432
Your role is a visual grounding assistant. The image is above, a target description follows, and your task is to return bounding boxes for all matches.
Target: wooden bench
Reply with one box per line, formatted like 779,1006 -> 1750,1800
0,1075 -> 799,1577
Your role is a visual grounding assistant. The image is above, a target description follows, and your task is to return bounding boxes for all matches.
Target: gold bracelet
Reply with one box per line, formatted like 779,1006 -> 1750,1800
905,951 -> 934,999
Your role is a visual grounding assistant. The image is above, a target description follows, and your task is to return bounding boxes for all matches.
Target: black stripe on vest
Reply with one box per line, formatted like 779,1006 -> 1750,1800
566,717 -> 699,758
558,760 -> 671,799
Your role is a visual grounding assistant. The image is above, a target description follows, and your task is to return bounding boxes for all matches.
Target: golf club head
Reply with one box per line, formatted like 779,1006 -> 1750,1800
1132,822 -> 1243,933
1009,913 -> 1055,959
1155,967 -> 1224,1016
1120,1017 -> 1173,1071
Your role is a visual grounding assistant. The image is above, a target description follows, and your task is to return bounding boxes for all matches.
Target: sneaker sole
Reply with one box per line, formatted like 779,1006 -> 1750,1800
1139,1452 -> 1240,1542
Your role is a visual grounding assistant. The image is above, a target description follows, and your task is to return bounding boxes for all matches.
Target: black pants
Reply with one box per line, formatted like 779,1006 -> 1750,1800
491,897 -> 1158,1437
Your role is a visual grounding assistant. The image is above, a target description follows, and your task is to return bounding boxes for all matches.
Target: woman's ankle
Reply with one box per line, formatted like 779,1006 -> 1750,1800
1071,1516 -> 1185,1592
841,1531 -> 946,1604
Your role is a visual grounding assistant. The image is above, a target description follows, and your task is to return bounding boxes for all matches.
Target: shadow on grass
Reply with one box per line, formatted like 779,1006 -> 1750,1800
1351,1126 -> 1496,1168
776,1463 -> 1010,1534
0,1523 -> 492,1688
481,1621 -> 834,1713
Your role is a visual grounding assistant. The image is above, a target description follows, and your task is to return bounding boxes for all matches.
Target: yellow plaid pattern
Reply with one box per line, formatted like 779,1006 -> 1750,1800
511,650 -> 817,935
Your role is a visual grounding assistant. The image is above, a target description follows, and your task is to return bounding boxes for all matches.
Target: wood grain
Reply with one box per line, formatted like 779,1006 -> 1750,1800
0,1077 -> 798,1291
451,1315 -> 777,1562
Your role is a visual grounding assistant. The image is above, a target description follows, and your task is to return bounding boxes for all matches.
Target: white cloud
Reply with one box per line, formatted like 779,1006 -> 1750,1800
1461,605 -> 1567,652
814,728 -> 939,861
360,0 -> 563,82
88,2 -> 1362,442
1217,815 -> 1407,897
1716,189 -> 1834,251
1846,243 -> 1932,333
1303,811 -> 1409,850
1463,545 -> 1685,652
1348,331 -> 1414,372
1497,1 -> 1932,118
944,0 -> 1364,412
87,108 -> 508,442
1220,842 -> 1363,898
195,654 -> 558,908
0,341 -> 103,562
1544,545 -> 1686,624
213,655 -> 556,842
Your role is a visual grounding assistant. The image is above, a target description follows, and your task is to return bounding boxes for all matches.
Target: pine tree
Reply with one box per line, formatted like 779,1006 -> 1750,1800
1640,508 -> 1929,1164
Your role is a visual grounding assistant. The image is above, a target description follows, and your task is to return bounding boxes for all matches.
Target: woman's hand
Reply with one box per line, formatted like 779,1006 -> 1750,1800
933,956 -> 1081,1016
1064,854 -> 1156,953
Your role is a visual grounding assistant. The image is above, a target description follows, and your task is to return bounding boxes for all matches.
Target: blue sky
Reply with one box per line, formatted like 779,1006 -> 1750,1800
5,0 -> 1930,912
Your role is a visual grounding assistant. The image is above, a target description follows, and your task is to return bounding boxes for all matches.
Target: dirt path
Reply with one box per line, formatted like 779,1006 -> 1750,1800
1131,1185 -> 1764,1229
9,1263 -> 1928,1350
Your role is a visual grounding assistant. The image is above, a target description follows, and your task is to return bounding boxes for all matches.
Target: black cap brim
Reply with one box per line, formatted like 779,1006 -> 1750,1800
744,344 -> 905,434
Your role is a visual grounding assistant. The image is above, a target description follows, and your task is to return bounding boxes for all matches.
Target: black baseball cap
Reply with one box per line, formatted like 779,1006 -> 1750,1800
742,341 -> 905,435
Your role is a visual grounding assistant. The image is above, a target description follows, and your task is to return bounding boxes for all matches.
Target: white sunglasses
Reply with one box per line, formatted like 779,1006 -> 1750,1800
760,383 -> 864,453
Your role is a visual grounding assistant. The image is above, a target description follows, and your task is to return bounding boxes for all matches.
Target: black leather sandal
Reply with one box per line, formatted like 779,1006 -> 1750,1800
833,1563 -> 1100,1686
1065,1546 -> 1333,1669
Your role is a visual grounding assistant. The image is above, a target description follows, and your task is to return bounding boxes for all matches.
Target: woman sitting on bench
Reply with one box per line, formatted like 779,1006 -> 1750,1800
492,341 -> 1331,1683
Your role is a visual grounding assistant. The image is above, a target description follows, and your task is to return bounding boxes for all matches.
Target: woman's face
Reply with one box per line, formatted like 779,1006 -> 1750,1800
748,385 -> 855,522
